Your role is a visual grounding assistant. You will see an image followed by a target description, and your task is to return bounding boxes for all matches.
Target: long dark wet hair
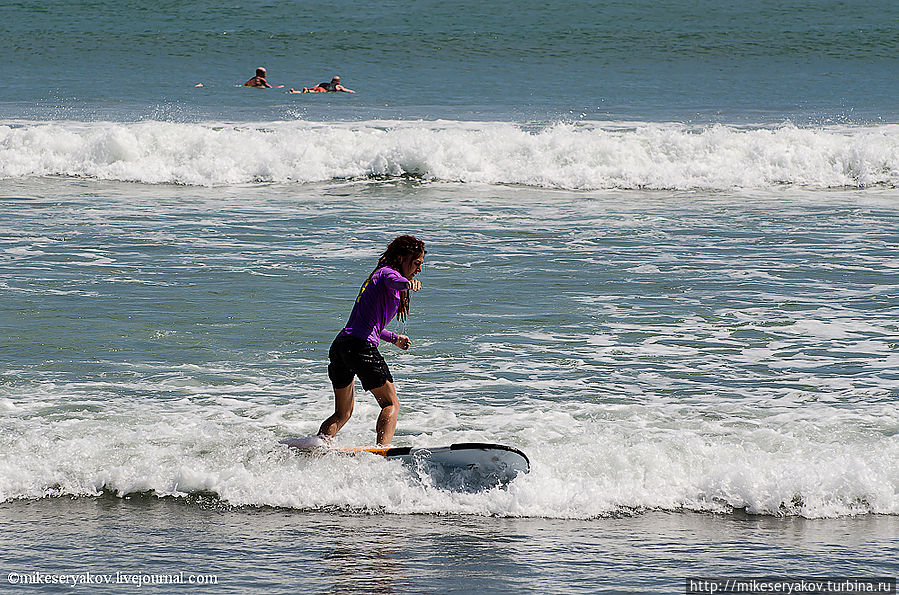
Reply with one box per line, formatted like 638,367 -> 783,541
371,235 -> 426,321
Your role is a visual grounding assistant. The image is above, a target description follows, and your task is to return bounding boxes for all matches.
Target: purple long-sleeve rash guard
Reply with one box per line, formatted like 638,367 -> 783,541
338,266 -> 410,346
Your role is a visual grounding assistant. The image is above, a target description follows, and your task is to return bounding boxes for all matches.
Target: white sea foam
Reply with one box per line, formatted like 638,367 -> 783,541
1,120 -> 897,189
1,160 -> 896,519
0,388 -> 896,519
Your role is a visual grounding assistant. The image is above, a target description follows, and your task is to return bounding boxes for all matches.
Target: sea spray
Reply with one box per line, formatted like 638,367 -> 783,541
1,392 -> 896,518
2,120 -> 897,189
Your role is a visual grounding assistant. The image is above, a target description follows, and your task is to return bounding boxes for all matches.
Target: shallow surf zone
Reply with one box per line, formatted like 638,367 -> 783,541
1,119 -> 897,189
1,179 -> 897,522
1,387 -> 896,520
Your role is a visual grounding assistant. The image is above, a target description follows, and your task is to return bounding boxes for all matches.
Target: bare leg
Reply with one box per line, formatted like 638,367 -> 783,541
370,381 -> 400,446
318,382 -> 355,439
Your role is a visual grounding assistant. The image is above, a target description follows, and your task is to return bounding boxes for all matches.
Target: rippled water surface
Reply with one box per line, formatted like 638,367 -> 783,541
2,497 -> 896,594
2,181 -> 896,521
1,0 -> 898,589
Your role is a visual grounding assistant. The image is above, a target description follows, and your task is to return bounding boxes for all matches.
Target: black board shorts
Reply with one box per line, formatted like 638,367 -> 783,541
328,335 -> 393,391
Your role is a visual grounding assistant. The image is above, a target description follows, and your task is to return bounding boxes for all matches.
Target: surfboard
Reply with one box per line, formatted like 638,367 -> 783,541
281,438 -> 530,488
349,442 -> 530,477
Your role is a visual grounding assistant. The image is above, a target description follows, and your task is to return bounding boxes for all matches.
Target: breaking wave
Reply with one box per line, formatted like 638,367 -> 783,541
2,119 -> 897,189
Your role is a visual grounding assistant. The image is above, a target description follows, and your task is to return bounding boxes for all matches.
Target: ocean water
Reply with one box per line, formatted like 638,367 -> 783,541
2,0 -> 898,592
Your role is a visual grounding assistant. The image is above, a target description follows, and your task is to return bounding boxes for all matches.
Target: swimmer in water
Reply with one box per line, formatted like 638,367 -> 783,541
289,75 -> 355,94
242,67 -> 284,88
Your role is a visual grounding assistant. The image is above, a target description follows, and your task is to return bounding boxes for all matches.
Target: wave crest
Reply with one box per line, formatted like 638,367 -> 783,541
1,120 -> 897,189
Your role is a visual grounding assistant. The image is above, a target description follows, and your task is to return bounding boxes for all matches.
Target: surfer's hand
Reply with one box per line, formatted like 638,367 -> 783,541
395,334 -> 412,350
408,279 -> 421,292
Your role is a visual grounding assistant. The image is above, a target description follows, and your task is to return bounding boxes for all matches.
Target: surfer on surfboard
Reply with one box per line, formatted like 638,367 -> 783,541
289,75 -> 355,94
317,235 -> 425,446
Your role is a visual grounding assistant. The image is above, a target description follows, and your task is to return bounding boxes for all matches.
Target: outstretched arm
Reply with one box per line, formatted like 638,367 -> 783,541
381,269 -> 421,292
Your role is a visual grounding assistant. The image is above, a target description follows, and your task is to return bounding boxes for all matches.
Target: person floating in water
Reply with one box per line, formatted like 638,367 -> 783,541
242,67 -> 284,88
289,75 -> 355,94
318,235 -> 425,446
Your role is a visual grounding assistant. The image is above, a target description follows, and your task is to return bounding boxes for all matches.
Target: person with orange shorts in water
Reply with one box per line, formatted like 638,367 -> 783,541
289,75 -> 355,94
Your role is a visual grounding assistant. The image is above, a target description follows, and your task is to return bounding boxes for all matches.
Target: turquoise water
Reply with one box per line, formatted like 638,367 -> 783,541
2,0 -> 897,122
3,498 -> 897,594
3,181 -> 897,517
1,0 -> 898,592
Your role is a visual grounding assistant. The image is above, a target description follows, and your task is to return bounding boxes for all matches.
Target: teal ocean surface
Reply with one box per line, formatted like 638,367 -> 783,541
2,0 -> 898,123
1,1 -> 898,593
